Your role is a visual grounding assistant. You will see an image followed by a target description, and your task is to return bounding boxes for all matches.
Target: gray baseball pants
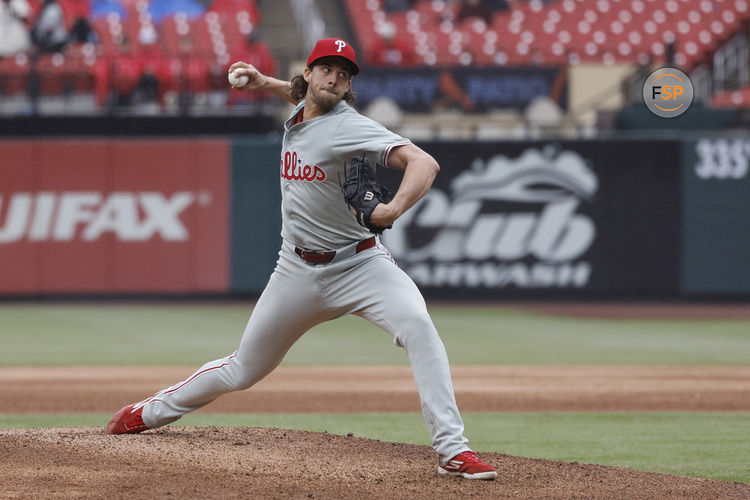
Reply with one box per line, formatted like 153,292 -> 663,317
141,238 -> 471,462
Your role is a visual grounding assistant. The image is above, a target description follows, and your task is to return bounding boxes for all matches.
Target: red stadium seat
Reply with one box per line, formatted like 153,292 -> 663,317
711,86 -> 750,108
0,54 -> 32,96
209,0 -> 260,24
57,0 -> 91,29
35,53 -> 70,95
64,43 -> 97,93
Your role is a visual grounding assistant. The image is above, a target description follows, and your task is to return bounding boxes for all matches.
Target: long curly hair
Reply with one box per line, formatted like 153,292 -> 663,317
290,72 -> 356,105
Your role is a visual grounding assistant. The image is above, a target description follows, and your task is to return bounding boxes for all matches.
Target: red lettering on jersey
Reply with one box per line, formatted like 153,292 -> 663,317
281,151 -> 327,182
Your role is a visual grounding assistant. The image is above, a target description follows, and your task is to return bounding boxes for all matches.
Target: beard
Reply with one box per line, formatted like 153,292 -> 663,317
308,86 -> 343,111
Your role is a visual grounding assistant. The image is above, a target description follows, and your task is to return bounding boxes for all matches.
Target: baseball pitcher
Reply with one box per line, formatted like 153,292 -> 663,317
106,38 -> 497,480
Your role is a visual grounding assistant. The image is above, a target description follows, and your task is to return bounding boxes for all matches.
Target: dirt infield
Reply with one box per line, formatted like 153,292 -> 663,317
3,365 -> 750,498
2,365 -> 750,413
2,426 -> 749,499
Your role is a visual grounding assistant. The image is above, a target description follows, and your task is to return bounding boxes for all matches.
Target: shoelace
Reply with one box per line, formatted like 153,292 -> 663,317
457,452 -> 481,463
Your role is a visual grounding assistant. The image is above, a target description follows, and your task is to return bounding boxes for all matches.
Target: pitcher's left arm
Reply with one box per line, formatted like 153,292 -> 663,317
369,144 -> 440,228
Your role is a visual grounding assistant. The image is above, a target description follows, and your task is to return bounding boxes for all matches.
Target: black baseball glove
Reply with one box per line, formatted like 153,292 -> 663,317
342,155 -> 393,234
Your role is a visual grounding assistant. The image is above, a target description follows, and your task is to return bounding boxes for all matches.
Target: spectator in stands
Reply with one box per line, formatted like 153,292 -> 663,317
137,22 -> 158,50
456,0 -> 493,25
368,21 -> 417,67
132,23 -> 166,110
131,69 -> 160,112
433,70 -> 474,112
0,0 -> 32,56
665,34 -> 676,66
69,17 -> 97,43
93,35 -> 140,107
384,0 -> 414,13
31,0 -> 68,53
486,0 -> 510,10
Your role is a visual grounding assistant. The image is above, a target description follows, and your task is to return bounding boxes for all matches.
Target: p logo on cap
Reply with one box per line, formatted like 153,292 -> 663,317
307,38 -> 360,75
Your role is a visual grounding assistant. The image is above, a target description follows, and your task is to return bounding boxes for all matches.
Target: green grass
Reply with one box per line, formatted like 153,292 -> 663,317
2,412 -> 748,483
1,304 -> 749,366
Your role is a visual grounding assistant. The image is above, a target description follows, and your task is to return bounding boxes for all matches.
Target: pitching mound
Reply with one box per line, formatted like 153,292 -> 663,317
2,427 -> 748,499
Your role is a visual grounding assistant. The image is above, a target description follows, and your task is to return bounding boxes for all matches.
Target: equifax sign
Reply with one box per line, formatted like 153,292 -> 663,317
0,191 -> 199,243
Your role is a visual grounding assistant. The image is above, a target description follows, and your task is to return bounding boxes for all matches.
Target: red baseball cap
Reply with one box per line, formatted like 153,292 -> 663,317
306,38 -> 360,75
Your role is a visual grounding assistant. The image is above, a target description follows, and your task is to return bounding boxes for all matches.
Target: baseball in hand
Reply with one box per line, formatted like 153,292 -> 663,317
228,69 -> 249,87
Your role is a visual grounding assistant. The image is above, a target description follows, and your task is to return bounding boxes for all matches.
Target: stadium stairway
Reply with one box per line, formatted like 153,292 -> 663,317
256,0 -> 355,78
317,0 -> 356,48
256,0 -> 308,76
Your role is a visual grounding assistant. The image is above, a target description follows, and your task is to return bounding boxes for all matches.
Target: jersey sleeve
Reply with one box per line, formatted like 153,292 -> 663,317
331,112 -> 411,168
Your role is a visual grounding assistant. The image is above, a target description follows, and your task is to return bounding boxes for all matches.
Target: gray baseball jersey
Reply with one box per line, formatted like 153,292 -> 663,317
281,99 -> 411,250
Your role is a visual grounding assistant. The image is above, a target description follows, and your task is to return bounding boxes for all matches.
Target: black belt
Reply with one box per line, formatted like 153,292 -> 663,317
295,236 -> 376,265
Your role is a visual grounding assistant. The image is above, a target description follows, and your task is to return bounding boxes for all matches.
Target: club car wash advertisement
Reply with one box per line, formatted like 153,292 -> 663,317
379,140 -> 682,299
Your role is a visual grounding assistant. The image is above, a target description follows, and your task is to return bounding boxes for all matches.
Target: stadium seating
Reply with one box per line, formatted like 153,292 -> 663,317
346,0 -> 750,69
0,0 -> 272,108
4,0 -> 748,112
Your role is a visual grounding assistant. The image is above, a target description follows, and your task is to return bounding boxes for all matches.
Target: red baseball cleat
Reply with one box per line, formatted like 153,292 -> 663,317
106,404 -> 149,434
438,451 -> 498,480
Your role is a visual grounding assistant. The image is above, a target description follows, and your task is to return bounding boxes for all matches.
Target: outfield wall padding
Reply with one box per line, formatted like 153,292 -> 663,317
377,140 -> 683,299
1,135 -> 748,299
0,139 -> 230,294
681,138 -> 750,295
